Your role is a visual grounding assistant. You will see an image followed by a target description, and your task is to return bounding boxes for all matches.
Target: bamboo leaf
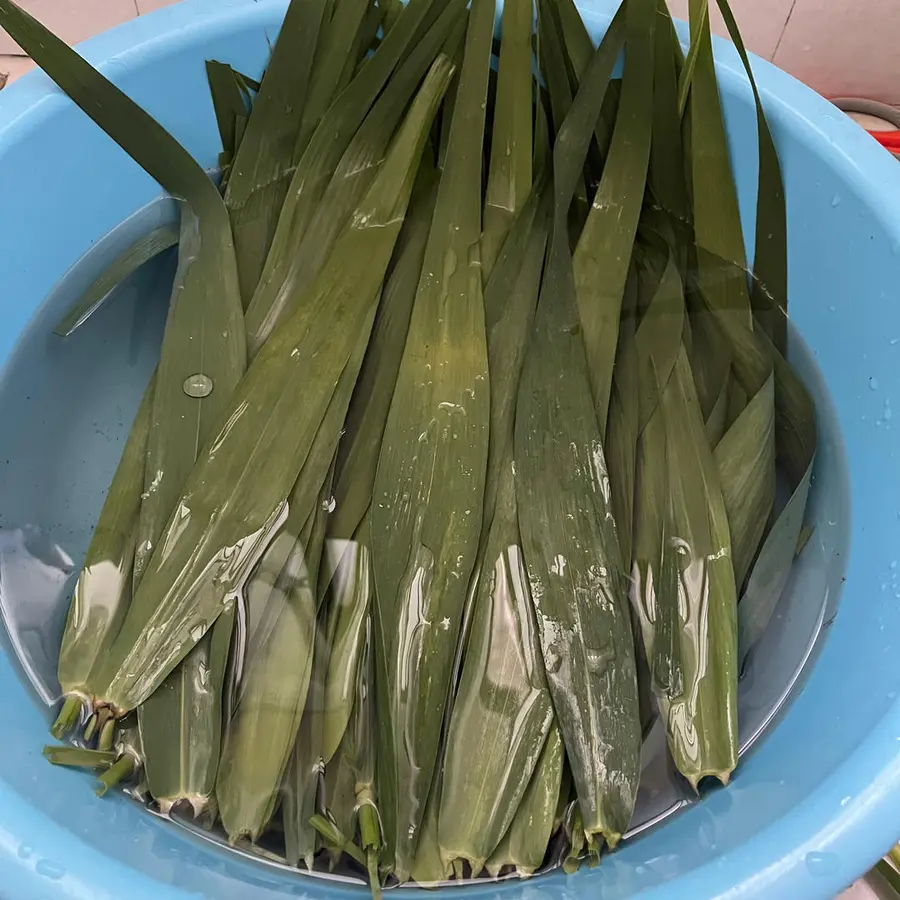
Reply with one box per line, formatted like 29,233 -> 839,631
554,0 -> 594,81
93,58 -> 452,717
282,612 -> 329,868
137,608 -> 234,817
739,336 -> 816,662
216,487 -> 327,842
714,373 -> 775,587
132,204 -> 247,590
481,0 -> 533,279
573,0 -> 656,435
409,783 -> 452,885
321,528 -> 372,764
246,0 -> 463,357
676,0 -> 708,116
683,0 -> 776,609
537,0 -> 575,136
554,0 -> 627,173
658,348 -> 739,787
371,0 -> 494,877
0,2 -> 248,628
482,180 -> 551,519
293,0 -> 371,163
329,165 -> 439,543
0,1 -> 226,212
322,606 -> 378,872
715,0 -> 788,351
514,16 -> 642,847
739,458 -> 811,661
54,380 -> 153,710
485,723 -> 563,877
339,0 -> 389,93
646,0 -> 690,268
631,251 -> 685,716
438,467 -> 554,873
205,59 -> 248,175
605,271 -> 640,568
537,0 -> 588,225
248,0 -> 439,349
52,225 -> 178,338
437,173 -> 550,874
224,0 -> 329,304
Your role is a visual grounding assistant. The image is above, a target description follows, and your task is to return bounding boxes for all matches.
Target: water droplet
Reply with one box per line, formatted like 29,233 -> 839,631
183,373 -> 213,398
870,377 -> 880,391
886,408 -> 893,421
35,859 -> 66,880
804,851 -> 839,877
17,844 -> 33,860
831,195 -> 841,207
890,561 -> 896,570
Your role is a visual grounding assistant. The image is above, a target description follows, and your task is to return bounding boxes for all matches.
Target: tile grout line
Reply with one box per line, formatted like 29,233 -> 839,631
771,0 -> 799,61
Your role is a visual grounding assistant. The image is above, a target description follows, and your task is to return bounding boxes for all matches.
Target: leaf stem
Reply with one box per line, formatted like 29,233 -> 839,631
42,745 -> 118,768
95,755 -> 134,797
97,716 -> 116,753
309,815 -> 367,867
50,695 -> 81,739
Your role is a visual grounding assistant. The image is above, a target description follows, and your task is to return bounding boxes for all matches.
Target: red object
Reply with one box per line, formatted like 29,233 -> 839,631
869,130 -> 900,153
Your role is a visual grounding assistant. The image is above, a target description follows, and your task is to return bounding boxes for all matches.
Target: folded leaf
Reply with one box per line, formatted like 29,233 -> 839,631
485,723 -> 563,877
439,466 -> 554,873
216,479 -> 329,842
321,527 -> 372,764
138,607 -> 234,817
658,347 -> 739,787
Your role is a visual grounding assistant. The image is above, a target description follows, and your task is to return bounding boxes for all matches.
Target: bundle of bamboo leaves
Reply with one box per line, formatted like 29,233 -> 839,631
11,0 -> 817,890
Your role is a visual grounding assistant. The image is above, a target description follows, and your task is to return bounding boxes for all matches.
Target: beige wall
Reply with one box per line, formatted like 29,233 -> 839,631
668,0 -> 900,106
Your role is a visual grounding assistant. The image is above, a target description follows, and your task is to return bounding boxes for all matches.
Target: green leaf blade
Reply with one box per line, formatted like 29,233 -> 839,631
371,0 -> 495,875
95,57 -> 452,716
481,0 -> 533,279
572,0 -> 656,435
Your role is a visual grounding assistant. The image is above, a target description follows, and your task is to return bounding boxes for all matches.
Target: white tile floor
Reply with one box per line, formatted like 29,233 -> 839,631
0,1 -> 896,896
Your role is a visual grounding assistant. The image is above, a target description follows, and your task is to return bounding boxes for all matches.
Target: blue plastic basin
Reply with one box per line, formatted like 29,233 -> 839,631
0,0 -> 899,897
